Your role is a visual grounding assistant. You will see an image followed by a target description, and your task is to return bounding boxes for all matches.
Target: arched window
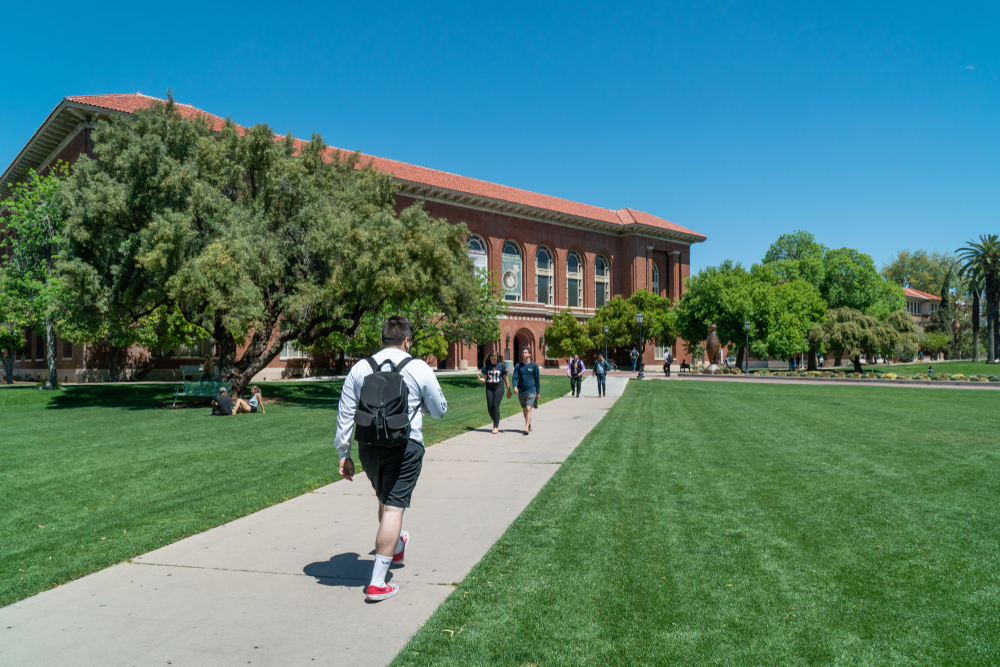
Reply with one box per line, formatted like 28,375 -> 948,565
595,255 -> 610,307
536,247 -> 553,305
467,235 -> 488,274
567,251 -> 583,308
651,263 -> 660,296
501,240 -> 522,302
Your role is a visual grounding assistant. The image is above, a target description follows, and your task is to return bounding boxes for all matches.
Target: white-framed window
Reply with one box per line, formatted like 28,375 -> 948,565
931,303 -> 939,312
595,255 -> 610,308
907,301 -> 920,315
654,340 -> 665,360
567,251 -> 583,308
280,339 -> 310,360
501,240 -> 522,302
651,263 -> 660,296
467,235 -> 488,274
536,247 -> 554,305
173,339 -> 217,358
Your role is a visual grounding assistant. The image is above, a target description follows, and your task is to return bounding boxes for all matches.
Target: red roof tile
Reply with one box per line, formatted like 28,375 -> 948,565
903,286 -> 941,301
59,94 -> 705,240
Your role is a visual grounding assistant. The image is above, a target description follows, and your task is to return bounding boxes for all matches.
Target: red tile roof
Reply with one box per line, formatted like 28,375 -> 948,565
903,286 -> 941,301
59,94 -> 705,240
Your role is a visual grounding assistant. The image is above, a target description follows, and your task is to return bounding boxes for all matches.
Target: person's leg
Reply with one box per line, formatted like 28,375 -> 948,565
375,505 -> 405,557
487,385 -> 502,431
524,405 -> 533,432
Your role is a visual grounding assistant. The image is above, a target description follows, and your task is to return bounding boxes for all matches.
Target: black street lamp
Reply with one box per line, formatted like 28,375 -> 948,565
636,312 -> 644,380
744,320 -> 751,375
603,325 -> 609,363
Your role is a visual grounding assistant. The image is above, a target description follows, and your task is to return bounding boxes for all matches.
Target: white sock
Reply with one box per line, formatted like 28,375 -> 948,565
395,535 -> 405,555
370,554 -> 392,588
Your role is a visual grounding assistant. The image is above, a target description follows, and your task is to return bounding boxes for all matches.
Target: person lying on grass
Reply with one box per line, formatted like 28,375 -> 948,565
233,386 -> 266,414
211,388 -> 234,416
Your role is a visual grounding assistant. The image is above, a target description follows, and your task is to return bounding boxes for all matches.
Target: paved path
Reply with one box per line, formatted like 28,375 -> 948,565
0,375 -> 629,667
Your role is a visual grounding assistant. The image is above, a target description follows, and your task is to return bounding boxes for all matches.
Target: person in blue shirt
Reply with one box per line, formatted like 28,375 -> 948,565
593,354 -> 608,397
477,351 -> 512,434
630,347 -> 638,372
512,347 -> 541,435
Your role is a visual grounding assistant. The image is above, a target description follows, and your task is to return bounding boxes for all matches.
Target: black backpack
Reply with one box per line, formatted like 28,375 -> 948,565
353,357 -> 415,446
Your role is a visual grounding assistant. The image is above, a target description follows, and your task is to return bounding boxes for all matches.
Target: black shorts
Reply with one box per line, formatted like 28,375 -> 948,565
358,439 -> 425,509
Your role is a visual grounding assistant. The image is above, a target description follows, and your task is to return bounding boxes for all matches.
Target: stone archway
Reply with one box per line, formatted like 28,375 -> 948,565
512,328 -> 536,363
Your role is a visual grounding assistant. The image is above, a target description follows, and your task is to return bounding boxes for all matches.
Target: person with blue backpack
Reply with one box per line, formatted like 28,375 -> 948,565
336,316 -> 448,602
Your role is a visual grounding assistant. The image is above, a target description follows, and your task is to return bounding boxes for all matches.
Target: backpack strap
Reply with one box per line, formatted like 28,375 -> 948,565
395,357 -> 413,373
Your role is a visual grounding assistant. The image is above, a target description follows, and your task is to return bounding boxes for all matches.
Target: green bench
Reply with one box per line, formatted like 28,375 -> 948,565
172,381 -> 232,407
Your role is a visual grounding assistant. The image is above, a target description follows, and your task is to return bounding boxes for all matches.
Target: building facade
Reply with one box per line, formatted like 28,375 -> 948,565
903,286 -> 941,324
1,94 -> 706,381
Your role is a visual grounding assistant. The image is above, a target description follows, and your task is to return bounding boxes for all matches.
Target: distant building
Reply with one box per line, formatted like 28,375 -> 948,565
903,286 -> 941,323
1,94 -> 706,381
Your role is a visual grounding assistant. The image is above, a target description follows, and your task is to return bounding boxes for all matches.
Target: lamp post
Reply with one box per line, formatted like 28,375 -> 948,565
744,320 -> 751,375
636,312 -> 644,380
603,325 -> 609,363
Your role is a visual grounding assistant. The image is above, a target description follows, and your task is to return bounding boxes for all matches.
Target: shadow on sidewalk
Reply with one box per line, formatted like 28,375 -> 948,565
303,552 -> 393,587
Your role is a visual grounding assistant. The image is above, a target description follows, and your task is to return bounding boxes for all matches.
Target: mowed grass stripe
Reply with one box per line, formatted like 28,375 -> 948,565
1,375 -> 563,608
391,381 -> 1000,666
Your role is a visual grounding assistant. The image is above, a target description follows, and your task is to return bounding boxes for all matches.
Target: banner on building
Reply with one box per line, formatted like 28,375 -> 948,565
501,251 -> 521,301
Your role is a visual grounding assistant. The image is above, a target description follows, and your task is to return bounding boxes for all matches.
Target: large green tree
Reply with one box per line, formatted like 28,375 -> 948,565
544,310 -> 595,359
808,307 -> 917,373
587,290 -> 677,366
0,271 -> 31,384
882,249 -> 957,296
58,96 -> 478,394
0,165 -> 68,389
762,230 -> 826,292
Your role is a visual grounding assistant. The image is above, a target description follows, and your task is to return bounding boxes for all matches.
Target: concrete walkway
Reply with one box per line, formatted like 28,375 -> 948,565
0,375 -> 629,667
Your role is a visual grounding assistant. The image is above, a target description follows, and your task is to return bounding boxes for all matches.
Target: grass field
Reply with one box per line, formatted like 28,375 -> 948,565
391,381 -> 1000,666
1,374 -> 562,607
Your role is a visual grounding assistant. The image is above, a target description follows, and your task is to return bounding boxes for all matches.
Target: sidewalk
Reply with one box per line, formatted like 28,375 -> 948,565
0,375 -> 629,667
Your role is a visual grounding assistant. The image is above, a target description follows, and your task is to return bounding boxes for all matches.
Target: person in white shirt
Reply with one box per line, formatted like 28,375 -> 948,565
336,316 -> 447,602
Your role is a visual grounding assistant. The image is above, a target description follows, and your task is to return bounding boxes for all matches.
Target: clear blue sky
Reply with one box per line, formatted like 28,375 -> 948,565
3,1 -> 997,273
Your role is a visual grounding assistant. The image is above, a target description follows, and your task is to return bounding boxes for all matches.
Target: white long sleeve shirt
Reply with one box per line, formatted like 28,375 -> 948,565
335,348 -> 447,458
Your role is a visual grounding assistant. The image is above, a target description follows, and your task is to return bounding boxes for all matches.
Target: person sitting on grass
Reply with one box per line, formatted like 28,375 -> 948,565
927,365 -> 934,375
211,388 -> 233,416
234,386 -> 266,414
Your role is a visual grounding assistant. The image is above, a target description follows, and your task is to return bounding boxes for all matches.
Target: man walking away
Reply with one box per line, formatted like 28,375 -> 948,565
336,316 -> 448,602
664,349 -> 673,377
630,347 -> 638,372
513,348 -> 540,435
569,354 -> 585,397
593,354 -> 608,397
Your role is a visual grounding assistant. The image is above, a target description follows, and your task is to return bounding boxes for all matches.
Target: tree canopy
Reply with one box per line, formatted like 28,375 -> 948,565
808,307 -> 917,373
881,249 -> 957,297
58,96 -> 480,393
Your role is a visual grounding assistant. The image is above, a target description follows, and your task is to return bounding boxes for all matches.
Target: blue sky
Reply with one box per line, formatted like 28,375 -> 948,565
3,1 -> 997,273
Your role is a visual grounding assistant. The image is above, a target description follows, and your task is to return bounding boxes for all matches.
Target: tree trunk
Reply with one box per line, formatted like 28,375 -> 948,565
807,347 -> 817,371
335,349 -> 346,376
973,289 -> 980,362
735,346 -> 744,372
988,273 -> 998,363
1,349 -> 13,384
42,319 -> 58,389
852,355 -> 864,374
834,353 -> 843,367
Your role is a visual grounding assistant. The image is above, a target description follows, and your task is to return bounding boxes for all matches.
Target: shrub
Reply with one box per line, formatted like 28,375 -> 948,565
865,372 -> 878,379
989,376 -> 1000,382
882,373 -> 897,380
914,373 -> 929,380
852,372 -> 863,378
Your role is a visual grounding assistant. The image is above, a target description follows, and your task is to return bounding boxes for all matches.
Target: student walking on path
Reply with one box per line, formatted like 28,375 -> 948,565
630,347 -> 639,372
663,349 -> 673,377
335,316 -> 448,602
593,354 -> 608,397
512,348 -> 540,435
568,354 -> 585,397
477,351 -> 512,434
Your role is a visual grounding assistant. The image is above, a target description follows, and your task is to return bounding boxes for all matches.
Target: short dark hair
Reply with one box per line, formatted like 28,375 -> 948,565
382,316 -> 413,346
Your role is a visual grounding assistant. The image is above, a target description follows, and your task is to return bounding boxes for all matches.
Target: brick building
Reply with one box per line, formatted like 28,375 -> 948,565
1,94 -> 706,381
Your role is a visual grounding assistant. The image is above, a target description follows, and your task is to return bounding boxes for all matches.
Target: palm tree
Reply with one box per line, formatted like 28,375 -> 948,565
958,262 -> 984,362
957,235 -> 1000,363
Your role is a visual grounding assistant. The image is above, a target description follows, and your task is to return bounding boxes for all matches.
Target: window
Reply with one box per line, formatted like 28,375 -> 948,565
536,247 -> 553,305
651,263 -> 660,296
173,339 -> 217,358
62,340 -> 73,360
654,340 -> 666,360
467,235 -> 488,274
35,334 -> 45,361
907,301 -> 920,315
595,255 -> 610,308
567,251 -> 583,308
280,340 -> 310,360
501,241 -> 522,302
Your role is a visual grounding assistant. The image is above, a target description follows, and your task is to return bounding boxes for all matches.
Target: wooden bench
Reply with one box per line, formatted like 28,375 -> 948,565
172,381 -> 232,407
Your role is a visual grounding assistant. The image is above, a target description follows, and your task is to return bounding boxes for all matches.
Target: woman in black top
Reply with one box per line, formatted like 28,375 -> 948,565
477,351 -> 512,434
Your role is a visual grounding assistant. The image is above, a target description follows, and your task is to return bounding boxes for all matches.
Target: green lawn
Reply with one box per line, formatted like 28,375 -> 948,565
1,374 -> 562,607
391,381 -> 1000,666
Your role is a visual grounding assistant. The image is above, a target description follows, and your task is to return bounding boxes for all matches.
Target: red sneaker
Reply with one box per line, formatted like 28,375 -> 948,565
365,582 -> 399,601
392,530 -> 409,564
